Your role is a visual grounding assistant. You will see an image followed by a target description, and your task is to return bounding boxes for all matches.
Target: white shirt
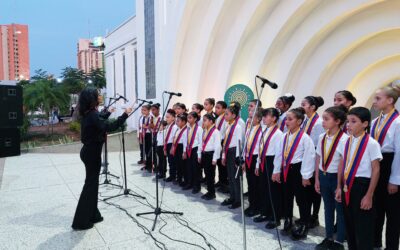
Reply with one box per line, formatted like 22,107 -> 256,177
200,126 -> 222,161
156,130 -> 165,146
273,130 -> 316,179
151,115 -> 162,133
302,116 -> 325,147
186,124 -> 203,157
222,122 -> 243,158
173,126 -> 187,148
339,134 -> 382,178
165,123 -> 178,144
215,115 -> 226,139
238,118 -> 246,148
278,112 -> 288,133
139,115 -> 152,134
316,132 -> 349,173
244,125 -> 262,157
371,115 -> 400,153
260,126 -> 284,157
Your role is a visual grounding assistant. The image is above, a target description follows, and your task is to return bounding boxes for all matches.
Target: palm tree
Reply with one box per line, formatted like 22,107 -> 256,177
24,79 -> 70,136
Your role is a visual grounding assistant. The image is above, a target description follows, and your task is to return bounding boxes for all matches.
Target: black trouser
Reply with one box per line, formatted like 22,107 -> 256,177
139,142 -> 144,161
282,162 -> 310,225
202,151 -> 216,195
343,177 -> 375,250
72,143 -> 103,228
156,145 -> 166,177
245,155 -> 259,210
308,175 -> 321,219
258,156 -> 282,220
144,133 -> 152,171
226,147 -> 240,203
174,144 -> 184,184
166,143 -> 175,179
186,147 -> 201,189
217,140 -> 228,185
374,152 -> 400,250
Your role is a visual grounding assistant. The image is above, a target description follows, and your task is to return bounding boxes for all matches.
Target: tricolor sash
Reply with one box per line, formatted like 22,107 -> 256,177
279,116 -> 287,131
281,130 -> 304,182
259,126 -> 278,172
223,118 -> 239,156
217,115 -> 225,130
187,123 -> 198,157
245,119 -> 251,133
321,130 -> 344,173
164,124 -> 174,151
152,116 -> 161,136
171,127 -> 187,156
342,133 -> 369,205
142,116 -> 150,138
245,125 -> 262,168
202,126 -> 216,152
371,109 -> 399,146
303,113 -> 319,135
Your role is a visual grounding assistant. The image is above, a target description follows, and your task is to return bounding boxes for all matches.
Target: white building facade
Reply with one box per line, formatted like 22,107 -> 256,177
106,0 -> 400,130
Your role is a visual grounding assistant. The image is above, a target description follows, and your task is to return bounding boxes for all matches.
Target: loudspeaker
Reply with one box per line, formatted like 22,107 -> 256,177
0,85 -> 23,127
0,128 -> 20,157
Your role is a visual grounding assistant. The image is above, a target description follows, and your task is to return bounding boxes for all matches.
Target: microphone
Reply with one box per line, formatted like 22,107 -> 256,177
138,99 -> 153,104
163,91 -> 182,97
116,93 -> 129,102
256,75 -> 278,89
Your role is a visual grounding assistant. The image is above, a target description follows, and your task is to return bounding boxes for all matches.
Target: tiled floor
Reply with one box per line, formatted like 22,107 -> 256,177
0,150 -> 335,250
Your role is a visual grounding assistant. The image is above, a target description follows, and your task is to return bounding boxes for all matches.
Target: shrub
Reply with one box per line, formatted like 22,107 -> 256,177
69,121 -> 81,133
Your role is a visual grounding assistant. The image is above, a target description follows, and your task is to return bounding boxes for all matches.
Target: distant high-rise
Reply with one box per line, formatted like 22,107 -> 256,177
77,38 -> 104,74
0,24 -> 29,81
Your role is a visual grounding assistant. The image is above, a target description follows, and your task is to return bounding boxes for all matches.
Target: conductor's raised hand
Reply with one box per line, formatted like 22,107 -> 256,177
125,107 -> 133,114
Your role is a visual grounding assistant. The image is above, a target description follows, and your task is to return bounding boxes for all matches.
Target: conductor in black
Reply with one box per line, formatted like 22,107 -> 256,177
72,88 -> 132,230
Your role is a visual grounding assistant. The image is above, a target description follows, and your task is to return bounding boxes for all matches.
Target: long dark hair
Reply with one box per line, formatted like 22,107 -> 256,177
78,88 -> 99,117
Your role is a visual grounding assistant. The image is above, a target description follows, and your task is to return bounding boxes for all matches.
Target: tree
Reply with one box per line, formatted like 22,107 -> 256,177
23,79 -> 70,136
87,68 -> 106,89
60,67 -> 86,95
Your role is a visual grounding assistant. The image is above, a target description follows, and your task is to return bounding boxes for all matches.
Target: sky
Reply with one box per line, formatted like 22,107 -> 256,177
0,0 -> 136,78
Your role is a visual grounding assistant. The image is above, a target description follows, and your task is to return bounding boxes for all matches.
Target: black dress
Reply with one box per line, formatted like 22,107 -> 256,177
72,109 -> 128,229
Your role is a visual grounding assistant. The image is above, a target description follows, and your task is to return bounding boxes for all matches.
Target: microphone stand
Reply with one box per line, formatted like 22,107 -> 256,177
100,97 -> 122,188
234,77 -> 267,250
136,93 -> 183,231
104,100 -> 146,201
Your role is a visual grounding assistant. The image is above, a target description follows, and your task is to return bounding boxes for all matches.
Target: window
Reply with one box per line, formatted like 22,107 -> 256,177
122,53 -> 127,101
134,50 -> 138,101
144,0 -> 156,99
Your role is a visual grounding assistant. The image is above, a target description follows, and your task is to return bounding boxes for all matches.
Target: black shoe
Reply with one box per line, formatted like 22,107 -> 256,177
91,216 -> 104,224
330,241 -> 344,250
315,238 -> 333,250
281,218 -> 292,235
221,198 -> 234,206
244,208 -> 256,217
308,217 -> 319,229
72,223 -> 94,231
182,185 -> 192,190
165,176 -> 174,182
201,193 -> 216,200
178,182 -> 185,187
291,224 -> 308,241
137,160 -> 144,164
265,220 -> 281,229
192,188 -> 200,194
228,202 -> 241,209
253,215 -> 268,223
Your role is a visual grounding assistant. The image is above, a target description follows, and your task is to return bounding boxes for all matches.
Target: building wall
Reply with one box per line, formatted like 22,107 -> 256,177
0,24 -> 29,81
105,16 -> 138,131
77,39 -> 104,74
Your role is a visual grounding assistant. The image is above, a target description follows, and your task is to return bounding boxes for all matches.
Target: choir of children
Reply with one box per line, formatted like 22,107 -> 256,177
135,82 -> 400,250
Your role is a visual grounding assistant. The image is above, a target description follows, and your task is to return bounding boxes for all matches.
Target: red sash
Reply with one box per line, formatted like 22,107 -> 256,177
342,134 -> 369,205
281,130 -> 304,182
152,116 -> 161,136
187,124 -> 198,158
223,118 -> 239,156
142,116 -> 150,138
202,126 -> 216,152
245,126 -> 262,168
164,124 -> 174,151
171,127 -> 187,156
259,126 -> 278,172
217,116 -> 225,130
370,110 -> 399,146
321,131 -> 344,172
